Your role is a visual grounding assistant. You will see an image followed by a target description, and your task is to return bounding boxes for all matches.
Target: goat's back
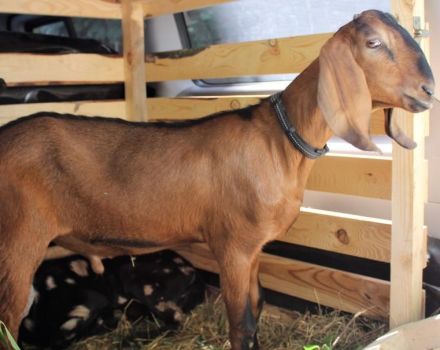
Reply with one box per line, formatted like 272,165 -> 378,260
0,110 -> 284,249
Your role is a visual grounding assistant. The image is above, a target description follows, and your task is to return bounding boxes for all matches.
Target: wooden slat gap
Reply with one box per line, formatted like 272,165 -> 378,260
300,207 -> 392,225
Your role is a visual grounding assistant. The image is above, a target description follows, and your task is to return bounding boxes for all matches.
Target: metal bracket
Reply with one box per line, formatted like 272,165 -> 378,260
413,16 -> 429,43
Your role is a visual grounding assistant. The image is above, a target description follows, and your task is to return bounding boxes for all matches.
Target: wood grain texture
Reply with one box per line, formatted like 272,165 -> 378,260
0,101 -> 127,123
0,0 -> 122,19
145,34 -> 331,81
0,97 -> 386,133
0,33 -> 328,85
148,98 -> 385,136
176,243 -> 390,318
0,53 -> 124,85
389,0 -> 428,328
0,0 -> 235,19
284,208 -> 391,262
122,0 -> 147,121
147,96 -> 263,120
308,154 -> 392,199
0,97 -> 260,123
142,0 -> 233,17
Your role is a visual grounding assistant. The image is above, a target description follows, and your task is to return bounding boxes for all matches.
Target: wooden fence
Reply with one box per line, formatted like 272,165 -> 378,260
0,0 -> 428,327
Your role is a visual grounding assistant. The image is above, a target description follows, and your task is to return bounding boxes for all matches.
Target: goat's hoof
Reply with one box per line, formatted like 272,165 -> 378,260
241,337 -> 259,350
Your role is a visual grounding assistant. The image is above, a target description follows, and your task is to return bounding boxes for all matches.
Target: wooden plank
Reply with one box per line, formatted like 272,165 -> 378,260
283,208 -> 391,262
142,0 -> 233,17
0,54 -> 124,85
122,0 -> 147,121
148,96 -> 262,120
148,98 -> 386,135
145,33 -> 331,81
176,243 -> 390,318
307,154 -> 392,200
0,101 -> 127,124
371,109 -> 386,135
389,0 -> 428,328
0,98 -> 257,123
0,0 -> 122,19
0,97 -> 386,133
0,0 -> 235,19
0,33 -> 329,85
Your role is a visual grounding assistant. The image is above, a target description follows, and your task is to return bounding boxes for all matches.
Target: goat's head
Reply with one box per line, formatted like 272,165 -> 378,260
317,9 -> 435,151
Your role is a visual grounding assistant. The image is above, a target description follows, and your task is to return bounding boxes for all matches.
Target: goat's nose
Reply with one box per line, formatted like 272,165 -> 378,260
422,84 -> 434,96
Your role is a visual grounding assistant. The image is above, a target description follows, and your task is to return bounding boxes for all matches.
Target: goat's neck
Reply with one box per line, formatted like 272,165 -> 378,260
280,59 -> 332,153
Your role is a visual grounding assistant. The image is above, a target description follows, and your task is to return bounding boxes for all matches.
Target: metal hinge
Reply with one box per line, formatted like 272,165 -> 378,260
413,16 -> 429,42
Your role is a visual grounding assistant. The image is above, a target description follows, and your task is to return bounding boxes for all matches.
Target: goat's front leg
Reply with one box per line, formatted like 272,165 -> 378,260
248,259 -> 264,350
217,251 -> 261,350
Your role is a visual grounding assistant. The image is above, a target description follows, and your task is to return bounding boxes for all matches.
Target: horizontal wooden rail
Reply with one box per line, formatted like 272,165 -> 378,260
176,243 -> 390,318
0,0 -> 233,19
0,34 -> 329,85
0,101 -> 126,124
287,208 -> 391,262
0,97 -> 386,135
0,0 -> 122,19
142,0 -> 233,17
148,98 -> 385,136
145,34 -> 331,81
0,53 -> 124,85
148,96 -> 262,119
309,154 -> 391,200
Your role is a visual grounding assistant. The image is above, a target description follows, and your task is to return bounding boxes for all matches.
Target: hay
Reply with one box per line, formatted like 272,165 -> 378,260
60,291 -> 387,350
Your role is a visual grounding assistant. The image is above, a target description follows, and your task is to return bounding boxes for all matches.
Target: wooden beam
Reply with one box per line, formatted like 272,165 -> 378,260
145,33 -> 331,81
390,110 -> 428,326
148,98 -> 386,136
308,154 -> 392,200
0,97 -> 259,123
0,0 -> 234,19
122,0 -> 147,121
0,53 -> 124,85
389,0 -> 428,328
284,208 -> 391,262
0,98 -> 386,135
176,243 -> 390,318
142,0 -> 233,17
148,96 -> 263,120
0,33 -> 329,85
0,101 -> 126,124
0,0 -> 122,19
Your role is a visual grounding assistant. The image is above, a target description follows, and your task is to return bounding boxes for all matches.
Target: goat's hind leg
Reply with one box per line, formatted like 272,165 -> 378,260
0,191 -> 53,339
0,235 -> 49,340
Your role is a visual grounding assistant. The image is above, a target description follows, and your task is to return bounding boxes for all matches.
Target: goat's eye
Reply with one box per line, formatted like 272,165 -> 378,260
367,39 -> 381,48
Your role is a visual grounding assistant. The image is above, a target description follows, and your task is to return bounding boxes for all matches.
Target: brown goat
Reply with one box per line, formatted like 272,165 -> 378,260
0,10 -> 435,350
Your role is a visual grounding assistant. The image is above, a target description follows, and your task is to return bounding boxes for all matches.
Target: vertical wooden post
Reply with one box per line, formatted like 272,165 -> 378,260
121,0 -> 147,121
390,0 -> 429,328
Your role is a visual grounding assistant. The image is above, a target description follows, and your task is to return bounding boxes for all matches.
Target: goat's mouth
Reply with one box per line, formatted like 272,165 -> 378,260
383,93 -> 432,149
403,94 -> 433,112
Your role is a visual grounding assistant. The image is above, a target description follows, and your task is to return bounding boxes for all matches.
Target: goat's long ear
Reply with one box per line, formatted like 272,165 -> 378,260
317,36 -> 380,152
